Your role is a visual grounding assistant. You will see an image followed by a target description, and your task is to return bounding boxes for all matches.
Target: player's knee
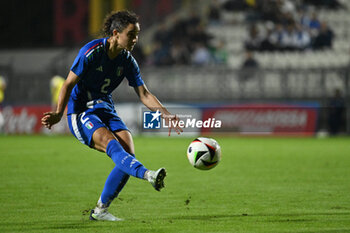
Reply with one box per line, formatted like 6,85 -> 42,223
92,128 -> 116,152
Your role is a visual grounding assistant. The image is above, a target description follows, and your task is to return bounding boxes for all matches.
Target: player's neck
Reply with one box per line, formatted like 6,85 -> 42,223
107,38 -> 123,59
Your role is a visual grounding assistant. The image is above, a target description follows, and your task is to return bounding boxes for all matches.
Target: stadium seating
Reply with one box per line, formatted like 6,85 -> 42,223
207,1 -> 350,69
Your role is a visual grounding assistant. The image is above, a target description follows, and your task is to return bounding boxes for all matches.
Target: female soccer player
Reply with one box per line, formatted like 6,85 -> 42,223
41,10 -> 182,221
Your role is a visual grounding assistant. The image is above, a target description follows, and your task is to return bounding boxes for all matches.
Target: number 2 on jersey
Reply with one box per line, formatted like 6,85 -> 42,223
101,78 -> 111,94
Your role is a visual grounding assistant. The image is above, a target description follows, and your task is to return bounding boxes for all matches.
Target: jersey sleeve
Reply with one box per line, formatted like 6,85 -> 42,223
125,55 -> 144,87
70,50 -> 89,78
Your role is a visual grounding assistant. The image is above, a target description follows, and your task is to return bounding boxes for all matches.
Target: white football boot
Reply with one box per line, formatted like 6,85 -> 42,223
146,168 -> 167,191
89,207 -> 123,221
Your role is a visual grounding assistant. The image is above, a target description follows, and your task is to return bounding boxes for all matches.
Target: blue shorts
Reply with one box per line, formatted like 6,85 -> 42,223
67,107 -> 129,147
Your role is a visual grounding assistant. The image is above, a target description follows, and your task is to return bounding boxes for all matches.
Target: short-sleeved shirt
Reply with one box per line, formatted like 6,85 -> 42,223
68,38 -> 144,115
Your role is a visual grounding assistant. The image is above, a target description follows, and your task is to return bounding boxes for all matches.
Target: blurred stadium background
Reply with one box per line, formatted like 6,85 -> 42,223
0,0 -> 349,136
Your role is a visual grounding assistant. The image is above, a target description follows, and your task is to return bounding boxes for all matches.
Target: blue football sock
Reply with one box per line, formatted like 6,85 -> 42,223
106,139 -> 147,179
100,165 -> 130,206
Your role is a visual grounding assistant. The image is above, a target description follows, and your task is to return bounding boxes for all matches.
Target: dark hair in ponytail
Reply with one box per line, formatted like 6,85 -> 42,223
103,10 -> 139,36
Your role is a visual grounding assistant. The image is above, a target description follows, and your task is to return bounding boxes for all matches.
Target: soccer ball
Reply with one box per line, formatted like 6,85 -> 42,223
187,137 -> 221,170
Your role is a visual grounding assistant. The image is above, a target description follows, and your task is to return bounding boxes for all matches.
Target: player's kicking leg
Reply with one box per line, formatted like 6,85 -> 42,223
89,168 -> 167,221
89,129 -> 166,221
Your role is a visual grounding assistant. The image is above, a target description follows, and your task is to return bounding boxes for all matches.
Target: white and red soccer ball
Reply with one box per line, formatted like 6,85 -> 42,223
187,137 -> 221,170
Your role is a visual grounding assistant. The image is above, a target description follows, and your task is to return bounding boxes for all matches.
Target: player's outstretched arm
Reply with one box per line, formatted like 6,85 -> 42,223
42,71 -> 80,129
134,84 -> 183,135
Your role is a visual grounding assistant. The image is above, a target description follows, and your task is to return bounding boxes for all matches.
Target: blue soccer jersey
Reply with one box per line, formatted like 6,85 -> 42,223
68,38 -> 144,115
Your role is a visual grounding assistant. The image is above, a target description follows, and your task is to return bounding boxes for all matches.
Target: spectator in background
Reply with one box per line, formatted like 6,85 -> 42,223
191,42 -> 212,65
211,39 -> 228,64
241,50 -> 259,68
298,8 -> 311,29
150,41 -> 172,66
0,76 -> 6,133
244,24 -> 263,51
280,22 -> 298,51
50,75 -> 65,110
170,40 -> 190,65
153,23 -> 171,47
268,23 -> 284,50
259,22 -> 275,51
246,0 -> 257,8
189,24 -> 213,48
294,23 -> 311,50
171,16 -> 191,41
240,50 -> 259,80
312,21 -> 334,50
187,10 -> 201,29
131,45 -> 146,66
308,12 -> 321,36
0,76 -> 6,105
151,23 -> 172,66
328,88 -> 345,135
207,0 -> 222,25
258,0 -> 282,22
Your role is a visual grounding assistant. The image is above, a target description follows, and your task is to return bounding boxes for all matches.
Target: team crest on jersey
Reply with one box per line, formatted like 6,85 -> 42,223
85,121 -> 94,130
116,66 -> 123,76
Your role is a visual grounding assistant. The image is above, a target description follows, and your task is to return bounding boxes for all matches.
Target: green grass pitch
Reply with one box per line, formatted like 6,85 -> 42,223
0,135 -> 350,233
